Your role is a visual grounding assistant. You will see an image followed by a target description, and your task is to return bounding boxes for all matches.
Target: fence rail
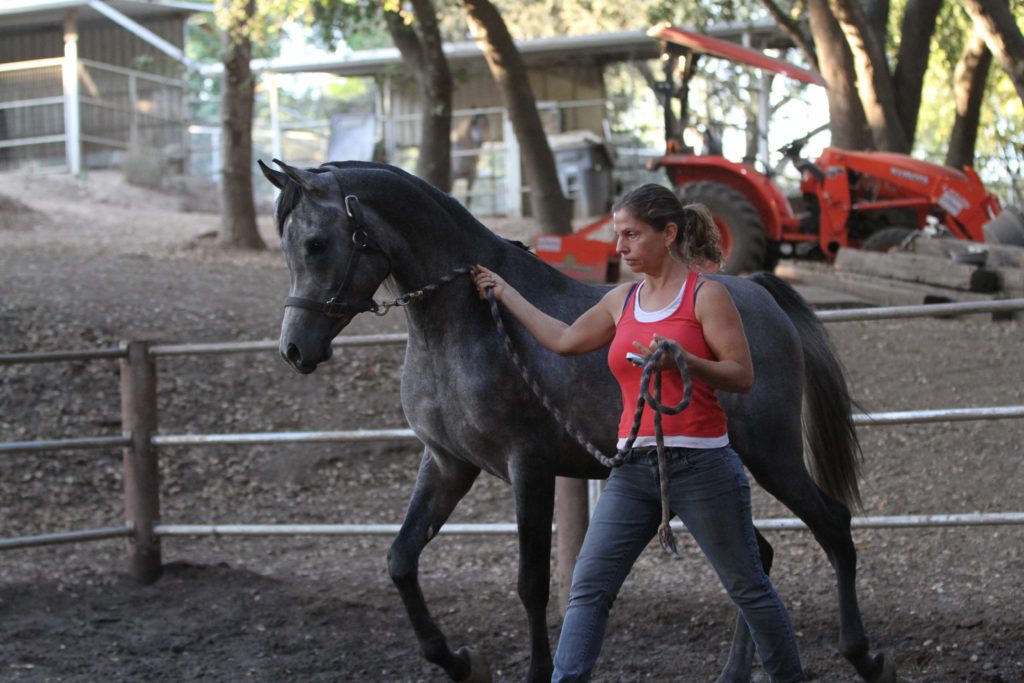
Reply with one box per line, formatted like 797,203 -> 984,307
2,297 -> 1024,582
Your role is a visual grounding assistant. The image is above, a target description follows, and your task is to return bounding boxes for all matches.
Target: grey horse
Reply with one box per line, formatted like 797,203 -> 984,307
259,159 -> 896,683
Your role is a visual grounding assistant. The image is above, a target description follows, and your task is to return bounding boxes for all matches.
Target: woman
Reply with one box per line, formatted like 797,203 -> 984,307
471,184 -> 804,682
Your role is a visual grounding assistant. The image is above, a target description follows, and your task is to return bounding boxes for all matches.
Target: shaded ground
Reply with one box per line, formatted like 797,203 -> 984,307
1,170 -> 1022,682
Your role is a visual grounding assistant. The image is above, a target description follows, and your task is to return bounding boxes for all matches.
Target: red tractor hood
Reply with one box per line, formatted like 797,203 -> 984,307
648,23 -> 825,86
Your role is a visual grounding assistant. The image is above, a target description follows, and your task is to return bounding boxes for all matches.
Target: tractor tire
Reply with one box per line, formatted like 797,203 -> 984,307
861,227 -> 914,253
677,181 -> 766,274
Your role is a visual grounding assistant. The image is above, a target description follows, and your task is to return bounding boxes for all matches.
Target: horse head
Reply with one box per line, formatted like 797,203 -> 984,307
259,159 -> 392,374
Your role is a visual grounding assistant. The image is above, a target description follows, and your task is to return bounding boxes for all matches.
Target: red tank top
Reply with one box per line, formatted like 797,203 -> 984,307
607,271 -> 729,448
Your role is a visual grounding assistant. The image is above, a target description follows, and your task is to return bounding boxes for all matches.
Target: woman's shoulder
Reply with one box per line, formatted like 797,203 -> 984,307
693,276 -> 738,318
603,280 -> 638,300
600,280 -> 639,315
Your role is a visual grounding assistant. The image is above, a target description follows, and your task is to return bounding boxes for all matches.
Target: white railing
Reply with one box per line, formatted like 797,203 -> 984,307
1,299 -> 1023,583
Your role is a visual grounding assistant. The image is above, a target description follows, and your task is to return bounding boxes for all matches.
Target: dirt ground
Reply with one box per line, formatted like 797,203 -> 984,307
1,170 -> 1022,683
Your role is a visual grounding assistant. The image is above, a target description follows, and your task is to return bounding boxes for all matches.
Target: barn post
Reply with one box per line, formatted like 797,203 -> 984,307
120,340 -> 162,584
62,9 -> 81,175
555,476 -> 588,614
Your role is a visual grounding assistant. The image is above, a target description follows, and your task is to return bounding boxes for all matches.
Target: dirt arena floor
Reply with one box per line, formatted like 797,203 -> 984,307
1,170 -> 1022,682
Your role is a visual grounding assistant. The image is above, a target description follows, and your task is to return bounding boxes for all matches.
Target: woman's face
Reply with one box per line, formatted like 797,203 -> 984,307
612,208 -> 676,274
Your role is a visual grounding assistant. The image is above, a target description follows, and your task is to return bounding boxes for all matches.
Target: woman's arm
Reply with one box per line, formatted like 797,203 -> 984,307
631,280 -> 753,393
472,265 -> 623,355
689,280 -> 754,393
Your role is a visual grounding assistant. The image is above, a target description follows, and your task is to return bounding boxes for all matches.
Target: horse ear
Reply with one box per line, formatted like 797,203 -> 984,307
273,158 -> 331,193
258,159 -> 288,189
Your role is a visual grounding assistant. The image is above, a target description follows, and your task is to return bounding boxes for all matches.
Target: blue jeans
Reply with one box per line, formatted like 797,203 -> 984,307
552,447 -> 804,682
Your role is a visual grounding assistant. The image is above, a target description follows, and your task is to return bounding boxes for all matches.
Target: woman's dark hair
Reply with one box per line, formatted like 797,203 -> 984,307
612,183 -> 722,268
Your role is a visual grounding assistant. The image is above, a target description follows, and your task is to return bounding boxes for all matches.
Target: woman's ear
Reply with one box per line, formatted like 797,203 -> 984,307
663,221 -> 679,248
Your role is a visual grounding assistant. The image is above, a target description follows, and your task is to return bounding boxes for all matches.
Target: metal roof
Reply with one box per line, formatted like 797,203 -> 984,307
0,0 -> 212,32
248,19 -> 790,77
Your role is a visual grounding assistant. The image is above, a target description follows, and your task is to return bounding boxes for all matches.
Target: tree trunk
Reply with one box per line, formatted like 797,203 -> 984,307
758,0 -> 818,70
808,0 -> 871,149
217,0 -> 264,249
946,32 -> 993,171
462,0 -> 573,234
892,0 -> 943,145
828,0 -> 909,151
410,0 -> 453,192
385,3 -> 453,191
864,0 -> 890,47
962,0 -> 1024,103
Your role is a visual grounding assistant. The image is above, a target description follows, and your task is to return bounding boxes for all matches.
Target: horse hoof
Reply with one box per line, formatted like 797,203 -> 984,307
869,652 -> 898,683
454,646 -> 492,683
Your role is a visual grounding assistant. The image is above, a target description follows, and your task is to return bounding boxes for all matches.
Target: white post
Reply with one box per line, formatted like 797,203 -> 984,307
758,71 -> 771,172
128,72 -> 139,149
742,30 -> 771,173
267,72 -> 282,163
503,110 -> 522,218
62,10 -> 81,175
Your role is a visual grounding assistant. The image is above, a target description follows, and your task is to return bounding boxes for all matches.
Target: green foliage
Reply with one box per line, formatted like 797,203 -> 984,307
186,13 -> 223,127
913,0 -> 1024,196
486,0 -> 755,38
305,0 -> 392,51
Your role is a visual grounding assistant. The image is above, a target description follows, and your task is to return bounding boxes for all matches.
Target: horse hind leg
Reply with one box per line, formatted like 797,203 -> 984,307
508,455 -> 557,683
387,447 -> 490,682
754,464 -> 895,683
715,529 -> 773,683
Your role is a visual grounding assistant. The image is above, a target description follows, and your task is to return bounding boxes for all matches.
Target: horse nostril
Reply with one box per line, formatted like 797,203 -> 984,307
285,343 -> 302,366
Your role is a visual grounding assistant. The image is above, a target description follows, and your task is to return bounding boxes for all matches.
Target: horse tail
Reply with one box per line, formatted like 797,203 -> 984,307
748,271 -> 863,510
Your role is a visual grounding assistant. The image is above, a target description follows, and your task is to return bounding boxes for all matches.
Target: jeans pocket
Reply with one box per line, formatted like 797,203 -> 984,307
683,447 -> 727,472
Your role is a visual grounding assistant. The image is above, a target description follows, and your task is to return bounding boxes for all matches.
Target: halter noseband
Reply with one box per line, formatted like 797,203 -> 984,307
284,193 -> 388,318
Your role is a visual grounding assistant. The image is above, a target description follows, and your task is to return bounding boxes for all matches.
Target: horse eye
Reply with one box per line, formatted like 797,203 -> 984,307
306,238 -> 327,255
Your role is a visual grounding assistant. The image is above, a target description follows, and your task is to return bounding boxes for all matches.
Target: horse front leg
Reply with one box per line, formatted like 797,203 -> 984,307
715,528 -> 774,683
388,447 -> 489,682
509,456 -> 557,682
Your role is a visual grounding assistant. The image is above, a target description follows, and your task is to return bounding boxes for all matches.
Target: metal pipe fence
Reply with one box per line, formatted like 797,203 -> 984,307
2,298 -> 1023,582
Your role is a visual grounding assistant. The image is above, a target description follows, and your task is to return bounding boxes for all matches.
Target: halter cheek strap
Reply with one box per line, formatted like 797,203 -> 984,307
284,194 -> 386,318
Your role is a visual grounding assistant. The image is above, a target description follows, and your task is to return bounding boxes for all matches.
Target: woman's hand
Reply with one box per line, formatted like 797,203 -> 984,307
631,334 -> 685,369
471,265 -> 511,301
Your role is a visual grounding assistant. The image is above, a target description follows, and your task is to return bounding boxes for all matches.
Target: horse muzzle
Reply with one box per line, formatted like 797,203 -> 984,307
279,310 -> 338,374
281,340 -> 331,374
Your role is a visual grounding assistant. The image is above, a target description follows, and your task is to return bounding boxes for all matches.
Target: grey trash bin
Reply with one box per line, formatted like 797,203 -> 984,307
551,133 -> 615,219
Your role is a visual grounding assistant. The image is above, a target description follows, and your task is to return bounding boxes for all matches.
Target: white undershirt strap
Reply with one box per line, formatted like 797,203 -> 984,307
633,277 -> 688,323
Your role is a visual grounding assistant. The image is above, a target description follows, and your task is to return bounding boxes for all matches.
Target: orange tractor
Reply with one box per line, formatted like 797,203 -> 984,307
648,25 -> 1024,274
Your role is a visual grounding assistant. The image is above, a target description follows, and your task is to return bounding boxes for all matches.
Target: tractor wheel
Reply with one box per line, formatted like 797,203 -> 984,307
861,227 -> 914,253
677,181 -> 766,274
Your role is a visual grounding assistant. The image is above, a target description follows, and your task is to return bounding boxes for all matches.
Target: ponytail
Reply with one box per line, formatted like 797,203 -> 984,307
676,203 -> 722,270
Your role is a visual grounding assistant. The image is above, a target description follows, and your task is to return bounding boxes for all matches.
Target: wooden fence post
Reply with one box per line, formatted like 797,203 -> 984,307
555,476 -> 588,616
120,340 -> 162,584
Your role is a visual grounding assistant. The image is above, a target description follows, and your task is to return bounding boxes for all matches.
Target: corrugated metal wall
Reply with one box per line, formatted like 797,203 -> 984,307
0,14 -> 188,170
381,60 -> 606,150
0,15 -> 186,76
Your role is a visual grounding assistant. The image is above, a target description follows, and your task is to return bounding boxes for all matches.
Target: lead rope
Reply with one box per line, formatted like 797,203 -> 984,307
379,267 -> 691,554
372,266 -> 476,315
482,286 -> 692,555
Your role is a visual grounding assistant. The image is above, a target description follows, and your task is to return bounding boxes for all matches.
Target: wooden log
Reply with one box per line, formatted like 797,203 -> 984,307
779,261 -> 1000,309
904,236 -> 1024,269
835,248 -> 998,292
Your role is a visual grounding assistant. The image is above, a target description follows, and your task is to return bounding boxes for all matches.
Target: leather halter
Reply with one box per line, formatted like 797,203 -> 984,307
283,194 -> 389,317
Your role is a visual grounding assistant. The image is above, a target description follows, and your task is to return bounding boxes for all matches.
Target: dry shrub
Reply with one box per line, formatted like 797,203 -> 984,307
121,147 -> 165,190
0,193 -> 45,231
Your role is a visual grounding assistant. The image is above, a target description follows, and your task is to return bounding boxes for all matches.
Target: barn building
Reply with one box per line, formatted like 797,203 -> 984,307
0,0 -> 209,174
